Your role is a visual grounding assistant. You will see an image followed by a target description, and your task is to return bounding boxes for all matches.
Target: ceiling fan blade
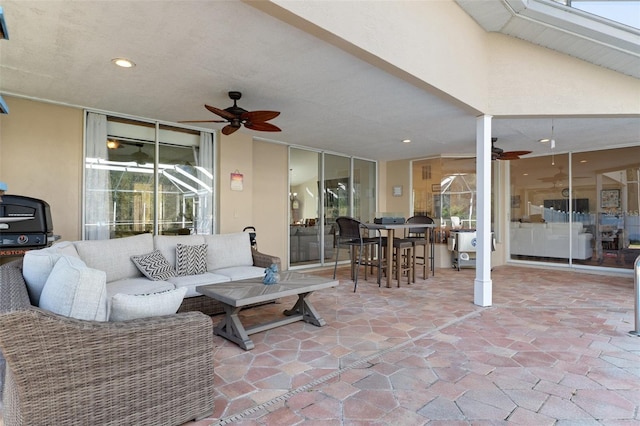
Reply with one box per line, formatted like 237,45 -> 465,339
244,122 -> 281,132
178,119 -> 227,123
205,104 -> 236,120
505,150 -> 532,157
498,153 -> 523,160
242,110 -> 280,122
222,124 -> 240,135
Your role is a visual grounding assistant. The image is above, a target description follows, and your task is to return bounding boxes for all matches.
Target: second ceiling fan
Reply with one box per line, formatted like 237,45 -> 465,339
492,137 -> 531,160
180,91 -> 281,135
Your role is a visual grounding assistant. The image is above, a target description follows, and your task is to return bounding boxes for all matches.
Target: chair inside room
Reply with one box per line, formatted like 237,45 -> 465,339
450,216 -> 461,229
333,216 -> 381,292
405,215 -> 435,279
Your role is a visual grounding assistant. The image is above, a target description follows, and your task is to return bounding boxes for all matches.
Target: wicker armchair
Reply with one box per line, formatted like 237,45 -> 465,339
0,260 -> 215,426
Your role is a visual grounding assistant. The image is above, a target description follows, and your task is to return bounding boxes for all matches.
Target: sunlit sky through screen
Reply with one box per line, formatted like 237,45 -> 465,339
571,1 -> 640,28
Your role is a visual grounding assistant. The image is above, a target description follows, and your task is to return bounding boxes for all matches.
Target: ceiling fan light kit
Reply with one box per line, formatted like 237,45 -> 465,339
180,91 -> 281,135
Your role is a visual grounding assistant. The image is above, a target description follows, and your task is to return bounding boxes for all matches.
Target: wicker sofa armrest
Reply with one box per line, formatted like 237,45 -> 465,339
0,259 -> 31,313
252,249 -> 282,271
0,308 -> 214,426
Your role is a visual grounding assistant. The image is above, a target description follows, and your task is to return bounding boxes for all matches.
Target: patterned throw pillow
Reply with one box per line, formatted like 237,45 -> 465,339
176,244 -> 207,276
131,250 -> 176,281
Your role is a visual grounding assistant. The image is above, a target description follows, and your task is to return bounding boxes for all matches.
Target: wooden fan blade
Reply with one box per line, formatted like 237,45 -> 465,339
205,104 -> 236,120
222,125 -> 240,135
499,154 -> 523,160
242,110 -> 280,122
178,119 -> 227,123
505,150 -> 532,157
244,122 -> 281,132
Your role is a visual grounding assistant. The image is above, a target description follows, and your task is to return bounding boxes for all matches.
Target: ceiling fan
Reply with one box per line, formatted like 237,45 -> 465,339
180,91 -> 281,136
492,137 -> 532,160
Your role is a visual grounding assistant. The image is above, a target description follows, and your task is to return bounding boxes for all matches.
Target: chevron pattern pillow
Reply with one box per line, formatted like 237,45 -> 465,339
131,250 -> 176,281
176,243 -> 208,276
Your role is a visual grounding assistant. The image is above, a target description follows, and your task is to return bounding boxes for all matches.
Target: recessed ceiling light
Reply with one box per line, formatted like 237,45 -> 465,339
539,138 -> 550,143
580,159 -> 588,163
523,173 -> 528,176
402,139 -> 411,143
111,58 -> 135,68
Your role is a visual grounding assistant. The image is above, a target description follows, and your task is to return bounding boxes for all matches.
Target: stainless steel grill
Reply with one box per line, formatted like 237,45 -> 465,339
0,195 -> 57,257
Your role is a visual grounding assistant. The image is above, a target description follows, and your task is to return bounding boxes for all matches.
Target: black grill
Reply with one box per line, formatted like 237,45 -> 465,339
0,195 -> 56,257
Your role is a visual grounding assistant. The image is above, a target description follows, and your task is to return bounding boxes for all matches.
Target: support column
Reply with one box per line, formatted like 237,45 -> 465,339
474,115 -> 492,307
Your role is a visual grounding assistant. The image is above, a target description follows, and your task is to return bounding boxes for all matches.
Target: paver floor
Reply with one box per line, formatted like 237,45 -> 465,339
182,264 -> 639,425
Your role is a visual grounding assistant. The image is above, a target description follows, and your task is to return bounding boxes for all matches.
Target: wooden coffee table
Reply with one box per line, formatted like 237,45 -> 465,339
196,271 -> 338,350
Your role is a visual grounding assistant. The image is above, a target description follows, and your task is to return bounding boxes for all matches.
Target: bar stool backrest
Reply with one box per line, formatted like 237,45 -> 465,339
406,215 -> 434,236
336,216 -> 363,242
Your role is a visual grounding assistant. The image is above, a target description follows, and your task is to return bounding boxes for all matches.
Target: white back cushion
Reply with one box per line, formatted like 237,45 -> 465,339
74,233 -> 154,282
204,232 -> 254,270
39,256 -> 108,321
22,241 -> 80,305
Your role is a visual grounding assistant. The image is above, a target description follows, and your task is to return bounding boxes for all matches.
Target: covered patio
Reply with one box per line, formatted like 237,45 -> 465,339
183,264 -> 639,425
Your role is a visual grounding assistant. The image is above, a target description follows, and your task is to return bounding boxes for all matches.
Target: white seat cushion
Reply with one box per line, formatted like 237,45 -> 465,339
168,272 -> 231,297
39,256 -> 109,321
213,266 -> 266,281
106,278 -> 175,299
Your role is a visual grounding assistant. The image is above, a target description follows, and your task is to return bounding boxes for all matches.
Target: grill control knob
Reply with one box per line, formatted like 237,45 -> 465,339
17,235 -> 28,245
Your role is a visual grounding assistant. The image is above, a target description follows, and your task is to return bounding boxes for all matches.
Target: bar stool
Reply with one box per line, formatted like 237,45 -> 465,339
405,215 -> 434,280
377,236 -> 415,286
333,216 -> 381,292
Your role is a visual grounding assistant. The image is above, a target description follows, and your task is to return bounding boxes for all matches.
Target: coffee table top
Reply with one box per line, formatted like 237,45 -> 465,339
196,271 -> 339,307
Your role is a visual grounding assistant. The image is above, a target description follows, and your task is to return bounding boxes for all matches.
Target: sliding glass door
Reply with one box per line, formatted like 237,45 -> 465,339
509,145 -> 640,270
289,147 -> 377,268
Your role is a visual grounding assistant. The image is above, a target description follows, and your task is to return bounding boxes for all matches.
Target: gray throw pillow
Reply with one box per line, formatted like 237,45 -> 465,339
176,244 -> 207,276
131,250 -> 176,281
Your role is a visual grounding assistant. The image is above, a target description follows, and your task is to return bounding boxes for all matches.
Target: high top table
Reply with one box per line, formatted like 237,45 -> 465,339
364,222 -> 437,288
197,271 -> 338,350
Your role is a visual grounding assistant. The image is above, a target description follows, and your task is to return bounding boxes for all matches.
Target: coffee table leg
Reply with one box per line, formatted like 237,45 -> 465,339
214,305 -> 254,350
283,292 -> 326,327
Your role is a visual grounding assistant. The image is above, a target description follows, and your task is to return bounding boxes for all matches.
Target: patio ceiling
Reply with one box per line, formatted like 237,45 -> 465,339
0,0 -> 637,162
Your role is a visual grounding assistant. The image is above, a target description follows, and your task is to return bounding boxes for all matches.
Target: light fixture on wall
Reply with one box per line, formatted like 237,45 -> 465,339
0,95 -> 8,114
0,6 -> 9,40
0,181 -> 7,202
1,7 -> 9,114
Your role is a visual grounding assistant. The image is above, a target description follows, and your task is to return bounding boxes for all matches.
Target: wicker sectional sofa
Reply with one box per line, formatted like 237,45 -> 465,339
0,232 -> 281,425
23,231 -> 282,317
0,258 -> 215,425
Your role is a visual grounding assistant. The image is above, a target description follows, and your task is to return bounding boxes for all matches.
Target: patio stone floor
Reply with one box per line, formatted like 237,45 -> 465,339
188,264 -> 638,425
